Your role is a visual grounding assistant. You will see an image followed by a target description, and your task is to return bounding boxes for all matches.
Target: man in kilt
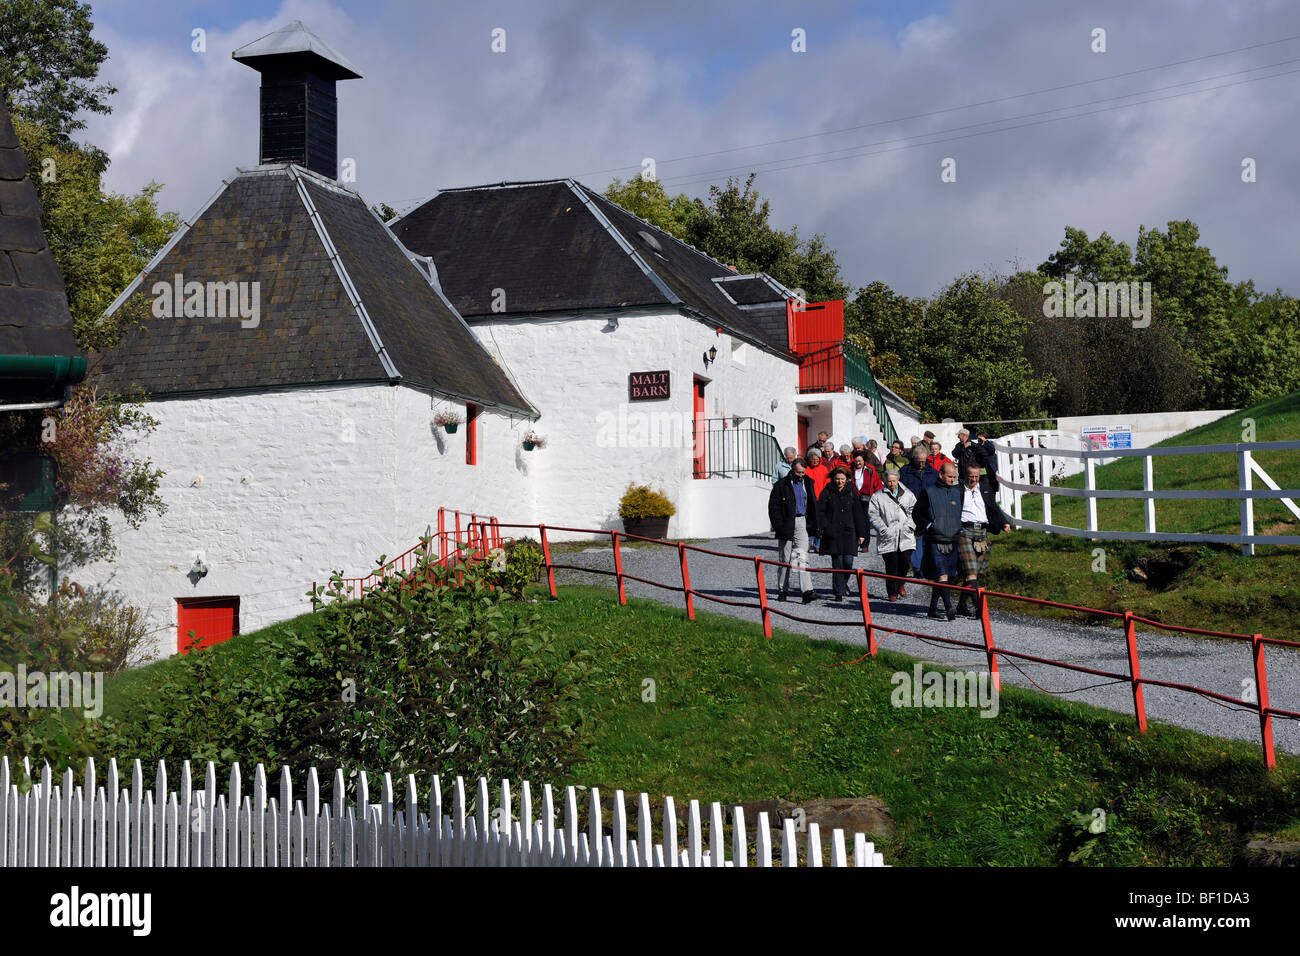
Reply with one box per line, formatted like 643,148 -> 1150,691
954,462 -> 1013,617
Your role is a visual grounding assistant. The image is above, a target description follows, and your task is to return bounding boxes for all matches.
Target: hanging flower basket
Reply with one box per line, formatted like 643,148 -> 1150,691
522,429 -> 546,451
433,409 -> 464,433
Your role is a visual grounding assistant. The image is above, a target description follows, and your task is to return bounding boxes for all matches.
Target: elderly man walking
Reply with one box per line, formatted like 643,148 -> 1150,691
913,460 -> 964,620
771,446 -> 798,484
953,463 -> 1012,617
768,458 -> 820,604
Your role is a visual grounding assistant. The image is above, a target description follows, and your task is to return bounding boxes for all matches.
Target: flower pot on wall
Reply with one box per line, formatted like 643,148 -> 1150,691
623,516 -> 670,539
444,423 -> 459,434
522,441 -> 535,451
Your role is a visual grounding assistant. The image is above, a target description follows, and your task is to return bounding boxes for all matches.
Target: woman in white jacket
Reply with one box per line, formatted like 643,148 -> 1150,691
867,469 -> 917,601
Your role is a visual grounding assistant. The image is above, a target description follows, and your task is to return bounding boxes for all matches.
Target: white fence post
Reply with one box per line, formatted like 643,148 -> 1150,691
1239,448 -> 1255,557
1144,455 -> 1156,534
1084,456 -> 1098,534
0,757 -> 887,869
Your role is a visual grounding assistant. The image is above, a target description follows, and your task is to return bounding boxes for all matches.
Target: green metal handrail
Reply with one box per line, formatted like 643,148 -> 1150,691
796,341 -> 900,448
842,342 -> 900,448
694,417 -> 781,480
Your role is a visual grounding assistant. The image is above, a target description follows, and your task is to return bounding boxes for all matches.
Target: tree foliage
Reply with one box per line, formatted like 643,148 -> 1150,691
0,0 -> 115,142
604,173 -> 851,303
14,115 -> 180,351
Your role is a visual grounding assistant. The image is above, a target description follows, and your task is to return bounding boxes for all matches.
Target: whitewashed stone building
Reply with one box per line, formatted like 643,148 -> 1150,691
76,21 -> 912,658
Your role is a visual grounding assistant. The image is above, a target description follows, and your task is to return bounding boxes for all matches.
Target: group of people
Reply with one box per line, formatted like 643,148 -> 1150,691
768,428 -> 1012,620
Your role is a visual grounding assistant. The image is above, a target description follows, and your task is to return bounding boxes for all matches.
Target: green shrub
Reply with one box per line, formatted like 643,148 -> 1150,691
492,537 -> 544,598
618,483 -> 676,519
297,550 -> 589,788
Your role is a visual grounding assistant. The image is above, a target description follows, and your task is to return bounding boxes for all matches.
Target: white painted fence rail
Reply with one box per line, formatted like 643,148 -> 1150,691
991,439 -> 1300,553
0,757 -> 885,868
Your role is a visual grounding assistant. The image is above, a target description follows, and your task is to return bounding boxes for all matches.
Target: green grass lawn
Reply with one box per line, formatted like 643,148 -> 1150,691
79,583 -> 1300,866
1017,391 -> 1300,537
985,392 -> 1299,641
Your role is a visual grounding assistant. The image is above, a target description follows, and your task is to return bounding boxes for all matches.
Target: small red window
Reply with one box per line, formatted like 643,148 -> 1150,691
466,403 -> 479,466
177,597 -> 240,653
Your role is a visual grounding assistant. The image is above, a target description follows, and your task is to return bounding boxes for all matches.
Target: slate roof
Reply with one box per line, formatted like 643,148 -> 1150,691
90,165 -> 534,416
391,180 -> 797,356
0,95 -> 81,359
232,19 -> 362,79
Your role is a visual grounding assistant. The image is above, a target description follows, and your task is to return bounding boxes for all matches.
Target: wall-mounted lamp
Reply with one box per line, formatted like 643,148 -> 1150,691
604,317 -> 619,332
703,345 -> 718,368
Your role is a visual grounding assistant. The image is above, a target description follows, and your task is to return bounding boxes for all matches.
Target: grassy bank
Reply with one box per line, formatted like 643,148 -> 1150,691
987,392 -> 1298,641
67,583 -> 1300,866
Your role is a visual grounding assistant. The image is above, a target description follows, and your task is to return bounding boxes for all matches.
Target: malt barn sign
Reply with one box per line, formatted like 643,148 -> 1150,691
629,370 -> 670,401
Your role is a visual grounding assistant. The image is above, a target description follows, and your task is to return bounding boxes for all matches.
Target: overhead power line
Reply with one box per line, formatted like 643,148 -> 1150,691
578,31 -> 1300,180
657,64 -> 1300,189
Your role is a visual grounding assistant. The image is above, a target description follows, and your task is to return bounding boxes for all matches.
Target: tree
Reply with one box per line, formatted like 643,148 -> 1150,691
604,173 -> 852,303
0,387 -> 165,591
1035,221 -> 1292,411
1039,226 -> 1134,283
914,273 -> 1052,423
14,116 -> 181,352
0,0 -> 115,143
603,176 -> 696,240
1005,267 -> 1199,417
844,281 -> 924,407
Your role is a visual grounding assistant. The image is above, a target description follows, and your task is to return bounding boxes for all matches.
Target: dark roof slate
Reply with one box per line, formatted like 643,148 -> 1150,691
392,180 -> 795,354
0,96 -> 80,358
300,177 -> 532,409
391,181 -> 665,317
91,166 -> 533,414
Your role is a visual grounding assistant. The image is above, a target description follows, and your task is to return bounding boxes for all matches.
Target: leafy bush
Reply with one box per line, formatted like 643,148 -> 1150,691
80,547 -> 589,800
25,581 -> 149,674
491,538 -> 544,598
618,483 -> 676,519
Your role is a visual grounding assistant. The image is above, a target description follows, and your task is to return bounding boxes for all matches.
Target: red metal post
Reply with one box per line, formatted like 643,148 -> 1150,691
454,511 -> 462,555
857,571 -> 875,656
1123,611 -> 1147,733
977,587 -> 1001,693
612,531 -> 627,605
539,524 -> 557,599
1253,634 -> 1276,769
438,508 -> 447,564
678,543 -> 694,621
755,557 -> 771,639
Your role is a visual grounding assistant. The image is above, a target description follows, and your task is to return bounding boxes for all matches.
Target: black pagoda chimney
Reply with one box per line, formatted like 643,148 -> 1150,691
233,20 -> 361,179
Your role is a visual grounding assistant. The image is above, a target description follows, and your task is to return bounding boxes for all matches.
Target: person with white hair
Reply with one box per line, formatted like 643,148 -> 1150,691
771,446 -> 798,484
867,467 -> 917,601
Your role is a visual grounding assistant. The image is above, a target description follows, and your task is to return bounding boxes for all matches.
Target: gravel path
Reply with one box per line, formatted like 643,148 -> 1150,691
552,535 -> 1300,756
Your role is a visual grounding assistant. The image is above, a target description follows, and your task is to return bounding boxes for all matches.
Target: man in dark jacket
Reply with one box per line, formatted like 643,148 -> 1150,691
768,458 -> 819,603
899,445 -> 938,580
913,461 -> 965,620
952,462 -> 1012,616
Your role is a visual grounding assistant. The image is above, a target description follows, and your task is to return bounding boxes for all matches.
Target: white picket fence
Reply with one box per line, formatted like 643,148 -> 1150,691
0,756 -> 885,868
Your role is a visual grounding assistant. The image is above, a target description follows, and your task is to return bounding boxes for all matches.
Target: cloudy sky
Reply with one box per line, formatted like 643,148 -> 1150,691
82,0 -> 1300,300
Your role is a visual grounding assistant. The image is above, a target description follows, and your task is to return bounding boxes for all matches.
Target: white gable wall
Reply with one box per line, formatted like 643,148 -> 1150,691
468,308 -> 798,539
74,383 -> 526,660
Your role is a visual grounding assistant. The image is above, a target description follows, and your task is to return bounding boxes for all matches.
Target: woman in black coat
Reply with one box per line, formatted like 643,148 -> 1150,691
817,466 -> 867,601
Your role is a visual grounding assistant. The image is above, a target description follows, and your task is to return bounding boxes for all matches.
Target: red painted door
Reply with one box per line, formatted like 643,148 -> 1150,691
177,597 -> 239,653
693,378 -> 706,478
